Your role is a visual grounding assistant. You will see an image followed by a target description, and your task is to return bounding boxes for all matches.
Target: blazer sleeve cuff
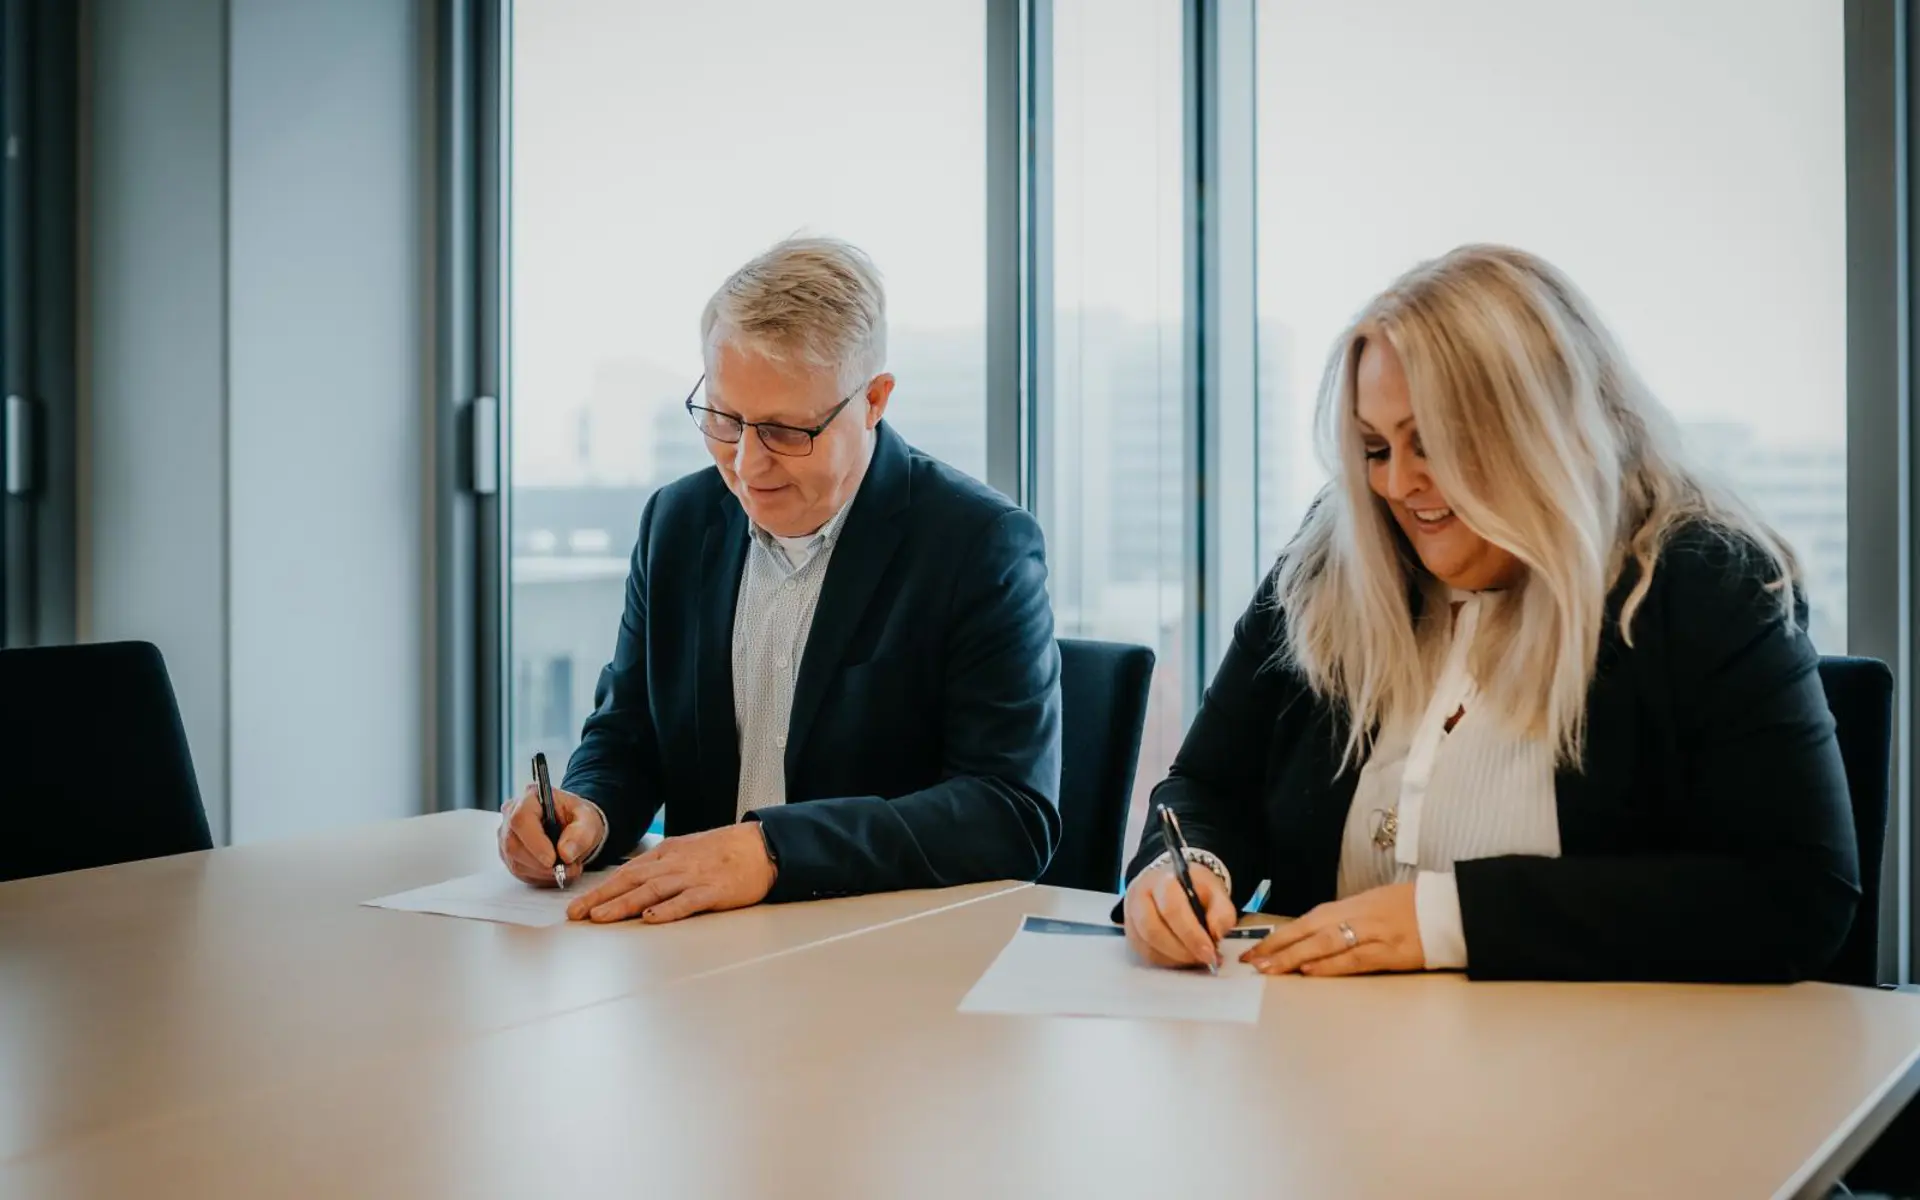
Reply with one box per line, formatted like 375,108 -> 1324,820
744,808 -> 835,904
1415,870 -> 1469,970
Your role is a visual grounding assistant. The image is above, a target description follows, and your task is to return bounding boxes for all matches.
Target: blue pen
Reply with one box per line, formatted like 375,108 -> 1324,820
1243,878 -> 1271,914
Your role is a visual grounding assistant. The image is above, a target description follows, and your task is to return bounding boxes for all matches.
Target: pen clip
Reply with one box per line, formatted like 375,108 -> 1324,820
1158,803 -> 1189,854
531,752 -> 562,842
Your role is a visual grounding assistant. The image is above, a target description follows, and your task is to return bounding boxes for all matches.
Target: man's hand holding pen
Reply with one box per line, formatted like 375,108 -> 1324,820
498,783 -> 603,888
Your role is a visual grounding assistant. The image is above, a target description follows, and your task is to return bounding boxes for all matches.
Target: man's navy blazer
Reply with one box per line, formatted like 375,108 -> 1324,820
563,422 -> 1063,901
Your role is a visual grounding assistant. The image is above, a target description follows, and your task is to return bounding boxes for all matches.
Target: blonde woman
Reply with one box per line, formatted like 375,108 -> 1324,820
1122,245 -> 1859,982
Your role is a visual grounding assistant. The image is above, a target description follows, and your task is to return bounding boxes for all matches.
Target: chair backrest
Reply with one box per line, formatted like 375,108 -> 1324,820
0,641 -> 212,882
1040,638 -> 1156,893
1817,655 -> 1894,987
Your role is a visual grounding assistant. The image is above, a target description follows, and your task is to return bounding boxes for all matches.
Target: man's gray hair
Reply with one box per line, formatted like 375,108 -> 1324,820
700,236 -> 888,394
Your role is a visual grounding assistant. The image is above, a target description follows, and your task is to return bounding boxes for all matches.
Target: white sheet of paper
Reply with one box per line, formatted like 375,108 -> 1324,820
363,868 -> 613,927
958,916 -> 1270,1024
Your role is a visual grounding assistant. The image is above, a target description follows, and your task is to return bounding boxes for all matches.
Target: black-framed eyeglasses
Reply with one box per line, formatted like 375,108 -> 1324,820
684,374 -> 862,458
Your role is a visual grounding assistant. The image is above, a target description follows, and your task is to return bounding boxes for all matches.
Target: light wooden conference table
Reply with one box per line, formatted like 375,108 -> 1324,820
6,812 -> 1920,1199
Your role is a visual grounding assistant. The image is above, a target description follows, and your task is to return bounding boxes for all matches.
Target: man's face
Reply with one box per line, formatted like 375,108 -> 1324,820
701,342 -> 893,537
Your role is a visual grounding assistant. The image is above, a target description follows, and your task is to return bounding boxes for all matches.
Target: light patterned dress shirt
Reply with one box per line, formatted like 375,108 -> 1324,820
572,450 -> 872,851
728,494 -> 858,820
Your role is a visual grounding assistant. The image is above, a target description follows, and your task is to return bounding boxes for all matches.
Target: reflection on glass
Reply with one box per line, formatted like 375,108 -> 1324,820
509,0 -> 988,776
1256,0 -> 1846,648
1050,0 -> 1187,849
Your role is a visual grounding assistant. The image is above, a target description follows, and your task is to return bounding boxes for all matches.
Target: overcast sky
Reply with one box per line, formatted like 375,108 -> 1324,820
512,0 -> 1844,495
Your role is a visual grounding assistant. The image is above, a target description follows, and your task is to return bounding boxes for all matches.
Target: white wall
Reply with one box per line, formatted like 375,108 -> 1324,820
87,0 -> 233,841
226,0 -> 429,842
86,0 -> 431,843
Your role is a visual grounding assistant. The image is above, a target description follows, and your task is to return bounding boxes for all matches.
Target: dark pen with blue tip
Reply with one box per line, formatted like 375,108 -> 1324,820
1156,804 -> 1218,975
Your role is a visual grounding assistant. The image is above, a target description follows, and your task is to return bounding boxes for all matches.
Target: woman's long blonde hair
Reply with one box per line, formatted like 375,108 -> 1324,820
1274,244 -> 1798,769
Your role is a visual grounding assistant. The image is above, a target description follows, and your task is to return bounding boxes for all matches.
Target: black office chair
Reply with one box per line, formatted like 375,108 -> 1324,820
1826,659 -> 1918,1200
1815,655 -> 1893,989
1039,638 -> 1156,893
0,641 -> 212,882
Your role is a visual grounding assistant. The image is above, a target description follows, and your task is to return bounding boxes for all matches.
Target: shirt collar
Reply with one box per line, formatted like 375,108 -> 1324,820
1446,584 -> 1509,603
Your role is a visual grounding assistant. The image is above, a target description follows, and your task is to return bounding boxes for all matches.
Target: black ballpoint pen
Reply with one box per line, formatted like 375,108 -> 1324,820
1157,804 -> 1219,974
532,752 -> 568,890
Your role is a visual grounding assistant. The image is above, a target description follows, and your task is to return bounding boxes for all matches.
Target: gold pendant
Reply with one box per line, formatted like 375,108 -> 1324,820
1371,807 -> 1398,851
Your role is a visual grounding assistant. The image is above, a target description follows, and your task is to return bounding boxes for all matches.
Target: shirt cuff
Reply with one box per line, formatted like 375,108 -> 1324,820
1143,849 -> 1232,898
1414,870 -> 1468,970
576,799 -> 613,865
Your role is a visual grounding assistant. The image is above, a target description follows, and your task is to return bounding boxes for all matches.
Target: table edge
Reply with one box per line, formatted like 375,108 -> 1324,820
1783,993 -> 1920,1199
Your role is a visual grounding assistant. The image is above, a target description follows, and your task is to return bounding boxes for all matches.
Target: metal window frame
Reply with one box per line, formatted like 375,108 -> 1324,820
1847,0 -> 1912,985
1,0 -> 77,649
1898,0 -> 1920,988
434,0 -> 507,813
1003,0 -> 1246,726
986,0 -> 1048,510
1185,0 -> 1258,700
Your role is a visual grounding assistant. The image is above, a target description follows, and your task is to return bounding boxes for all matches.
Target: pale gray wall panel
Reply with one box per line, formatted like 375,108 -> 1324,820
85,0 -> 231,842
226,0 -> 428,842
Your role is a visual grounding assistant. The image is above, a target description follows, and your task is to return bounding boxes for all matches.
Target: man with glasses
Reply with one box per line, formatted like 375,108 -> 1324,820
497,236 -> 1062,923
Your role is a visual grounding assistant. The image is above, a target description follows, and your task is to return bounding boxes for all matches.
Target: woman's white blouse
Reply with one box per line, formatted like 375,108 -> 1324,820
1335,591 -> 1562,969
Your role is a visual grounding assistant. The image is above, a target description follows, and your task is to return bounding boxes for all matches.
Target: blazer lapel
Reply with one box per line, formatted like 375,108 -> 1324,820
784,424 -> 913,782
695,497 -> 749,823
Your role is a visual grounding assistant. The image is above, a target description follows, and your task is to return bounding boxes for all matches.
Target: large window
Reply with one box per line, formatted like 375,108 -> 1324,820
1255,0 -> 1847,648
509,0 -> 989,773
1048,0 -> 1187,846
480,0 -> 1907,967
499,2 -> 1863,859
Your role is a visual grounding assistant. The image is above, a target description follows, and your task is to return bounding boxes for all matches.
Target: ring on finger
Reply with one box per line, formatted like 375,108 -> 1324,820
1338,921 -> 1358,950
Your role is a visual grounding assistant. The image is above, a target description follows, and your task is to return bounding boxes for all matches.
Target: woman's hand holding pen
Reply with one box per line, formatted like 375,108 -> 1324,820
498,785 -> 603,887
1122,864 -> 1237,969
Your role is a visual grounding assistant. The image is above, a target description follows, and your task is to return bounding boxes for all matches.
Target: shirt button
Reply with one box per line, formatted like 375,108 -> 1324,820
782,580 -> 796,593
777,654 -> 791,669
775,734 -> 788,748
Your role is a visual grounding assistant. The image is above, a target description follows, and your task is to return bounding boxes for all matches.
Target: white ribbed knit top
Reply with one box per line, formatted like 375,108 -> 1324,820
1334,591 -> 1562,967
